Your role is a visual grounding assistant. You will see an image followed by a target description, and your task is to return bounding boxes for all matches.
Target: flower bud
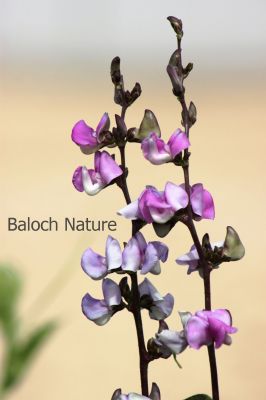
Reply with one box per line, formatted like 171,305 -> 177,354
167,16 -> 183,38
183,62 -> 193,78
115,114 -> 127,143
110,57 -> 125,105
150,383 -> 161,400
188,101 -> 197,126
223,226 -> 245,261
111,389 -> 122,400
119,277 -> 131,302
167,64 -> 184,97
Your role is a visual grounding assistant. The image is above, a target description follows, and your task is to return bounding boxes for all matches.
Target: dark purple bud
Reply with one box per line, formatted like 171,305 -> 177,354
110,57 -> 122,84
167,64 -> 184,97
110,57 -> 125,105
188,101 -> 197,126
119,277 -> 131,302
111,389 -> 122,400
115,114 -> 128,142
167,16 -> 183,38
128,82 -> 142,105
169,49 -> 180,68
150,383 -> 161,400
183,62 -> 193,78
202,233 -> 212,252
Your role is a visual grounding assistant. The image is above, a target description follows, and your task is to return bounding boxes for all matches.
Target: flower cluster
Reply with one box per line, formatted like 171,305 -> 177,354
71,18 -> 245,399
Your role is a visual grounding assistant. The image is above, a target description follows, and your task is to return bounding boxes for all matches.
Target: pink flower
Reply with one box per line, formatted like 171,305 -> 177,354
71,113 -> 110,154
72,151 -> 122,196
141,130 -> 190,165
185,309 -> 237,349
118,182 -> 214,224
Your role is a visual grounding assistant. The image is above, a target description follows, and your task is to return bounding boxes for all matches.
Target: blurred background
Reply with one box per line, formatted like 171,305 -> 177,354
1,0 -> 266,399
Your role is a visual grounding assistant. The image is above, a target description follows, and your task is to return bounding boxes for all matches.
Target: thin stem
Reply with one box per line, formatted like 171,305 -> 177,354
176,35 -> 219,400
118,118 -> 149,396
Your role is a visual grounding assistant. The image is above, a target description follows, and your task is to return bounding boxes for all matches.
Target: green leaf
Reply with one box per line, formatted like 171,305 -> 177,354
184,395 -> 212,400
0,264 -> 22,340
1,321 -> 56,392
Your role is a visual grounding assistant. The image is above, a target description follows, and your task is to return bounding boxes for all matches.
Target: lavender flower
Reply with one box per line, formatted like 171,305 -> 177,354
81,232 -> 169,280
141,130 -> 190,165
72,151 -> 122,196
71,113 -> 110,154
118,182 -> 214,224
81,278 -> 122,326
139,278 -> 174,320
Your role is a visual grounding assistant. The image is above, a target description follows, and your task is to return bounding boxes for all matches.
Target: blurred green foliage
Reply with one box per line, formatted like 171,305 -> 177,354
0,264 -> 56,398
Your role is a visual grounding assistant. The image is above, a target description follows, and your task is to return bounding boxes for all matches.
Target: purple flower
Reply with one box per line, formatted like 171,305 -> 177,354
176,241 -> 223,274
81,278 -> 122,326
118,182 -> 214,224
141,130 -> 190,165
71,113 -> 110,154
72,151 -> 122,195
118,183 -> 188,224
81,232 -> 169,280
139,278 -> 174,320
190,183 -> 215,220
156,309 -> 237,354
185,309 -> 237,349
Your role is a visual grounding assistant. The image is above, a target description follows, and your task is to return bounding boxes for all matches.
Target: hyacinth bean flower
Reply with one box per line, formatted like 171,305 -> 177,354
82,278 -> 122,326
112,383 -> 160,400
81,232 -> 169,280
71,112 -> 110,154
156,309 -> 237,354
176,226 -> 245,274
141,129 -> 190,165
72,151 -> 122,196
139,278 -> 174,320
118,182 -> 214,224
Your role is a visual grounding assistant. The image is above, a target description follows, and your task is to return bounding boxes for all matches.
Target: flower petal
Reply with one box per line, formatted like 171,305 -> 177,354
99,151 -> 123,184
105,236 -> 122,270
82,166 -> 104,195
191,184 -> 215,220
141,243 -> 160,275
168,129 -> 190,158
102,278 -> 121,307
138,278 -> 163,302
122,237 -> 141,272
81,248 -> 107,280
185,315 -> 211,349
72,166 -> 84,192
156,329 -> 188,354
141,133 -> 171,165
164,182 -> 188,211
117,200 -> 139,220
96,112 -> 110,138
81,293 -> 110,325
149,293 -> 174,320
71,120 -> 97,147
175,245 -> 199,274
150,241 -> 169,262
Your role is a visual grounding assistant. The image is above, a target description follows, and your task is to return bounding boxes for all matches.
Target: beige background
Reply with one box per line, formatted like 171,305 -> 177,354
1,1 -> 266,399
